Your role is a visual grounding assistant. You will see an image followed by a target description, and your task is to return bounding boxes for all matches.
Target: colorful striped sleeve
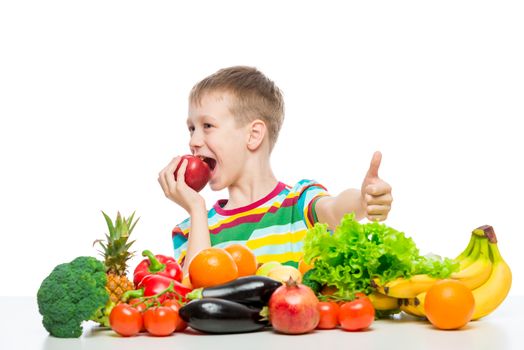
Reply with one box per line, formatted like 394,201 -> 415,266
294,179 -> 330,229
171,221 -> 189,265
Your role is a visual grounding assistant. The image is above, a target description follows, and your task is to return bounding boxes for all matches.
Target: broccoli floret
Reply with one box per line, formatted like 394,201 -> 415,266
37,256 -> 110,338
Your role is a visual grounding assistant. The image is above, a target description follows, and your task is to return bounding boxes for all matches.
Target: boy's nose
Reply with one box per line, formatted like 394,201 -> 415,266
189,130 -> 204,150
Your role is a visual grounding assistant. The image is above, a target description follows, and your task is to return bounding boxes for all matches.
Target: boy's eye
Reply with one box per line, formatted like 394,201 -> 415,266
188,126 -> 195,133
203,123 -> 212,129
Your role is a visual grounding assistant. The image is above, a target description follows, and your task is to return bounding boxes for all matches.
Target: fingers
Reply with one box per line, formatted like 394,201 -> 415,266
364,181 -> 392,222
168,158 -> 188,195
366,203 -> 390,222
366,205 -> 390,215
365,192 -> 393,205
363,152 -> 390,222
365,202 -> 390,221
158,164 -> 170,195
366,151 -> 382,179
175,159 -> 188,184
365,181 -> 392,197
367,214 -> 388,222
158,156 -> 181,198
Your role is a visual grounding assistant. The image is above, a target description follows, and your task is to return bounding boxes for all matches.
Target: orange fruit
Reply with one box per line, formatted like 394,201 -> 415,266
424,279 -> 475,330
225,244 -> 258,277
189,247 -> 238,288
298,257 -> 315,275
181,274 -> 192,289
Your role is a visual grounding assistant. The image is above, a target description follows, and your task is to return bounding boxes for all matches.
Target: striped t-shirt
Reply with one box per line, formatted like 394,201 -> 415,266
171,180 -> 329,268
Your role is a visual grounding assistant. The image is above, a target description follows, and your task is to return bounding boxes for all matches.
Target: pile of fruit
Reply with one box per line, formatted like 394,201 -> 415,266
36,211 -> 512,338
367,224 -> 512,328
301,215 -> 512,330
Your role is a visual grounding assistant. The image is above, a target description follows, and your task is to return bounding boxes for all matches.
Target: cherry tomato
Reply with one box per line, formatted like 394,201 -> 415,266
338,296 -> 375,331
162,299 -> 187,332
317,301 -> 340,329
143,306 -> 177,336
109,303 -> 143,337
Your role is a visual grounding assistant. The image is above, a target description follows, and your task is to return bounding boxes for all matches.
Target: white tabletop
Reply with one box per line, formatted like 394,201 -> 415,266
1,296 -> 522,350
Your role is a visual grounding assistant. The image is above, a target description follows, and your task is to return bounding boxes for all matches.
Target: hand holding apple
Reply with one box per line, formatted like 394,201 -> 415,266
158,155 -> 210,213
174,155 -> 211,192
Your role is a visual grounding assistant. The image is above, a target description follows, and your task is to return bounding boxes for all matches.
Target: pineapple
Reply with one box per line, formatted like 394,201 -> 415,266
94,211 -> 138,303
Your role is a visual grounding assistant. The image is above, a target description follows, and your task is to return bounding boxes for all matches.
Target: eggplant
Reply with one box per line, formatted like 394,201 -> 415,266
179,298 -> 268,334
186,275 -> 282,307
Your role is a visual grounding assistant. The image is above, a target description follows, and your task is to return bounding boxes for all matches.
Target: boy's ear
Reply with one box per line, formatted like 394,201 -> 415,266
246,119 -> 266,151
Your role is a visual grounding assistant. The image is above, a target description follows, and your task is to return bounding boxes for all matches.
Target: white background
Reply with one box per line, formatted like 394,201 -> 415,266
1,0 -> 522,297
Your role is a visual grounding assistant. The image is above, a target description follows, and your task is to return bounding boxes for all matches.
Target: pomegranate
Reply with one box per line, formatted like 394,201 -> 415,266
268,278 -> 320,334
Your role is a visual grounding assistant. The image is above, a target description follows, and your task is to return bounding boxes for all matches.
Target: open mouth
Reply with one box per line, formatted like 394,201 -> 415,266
201,157 -> 217,171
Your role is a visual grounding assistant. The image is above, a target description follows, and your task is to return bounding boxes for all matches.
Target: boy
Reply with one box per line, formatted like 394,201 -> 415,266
158,66 -> 393,273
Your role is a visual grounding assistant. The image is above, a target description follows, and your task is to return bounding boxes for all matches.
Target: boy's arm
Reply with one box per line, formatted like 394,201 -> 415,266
158,156 -> 212,274
182,207 -> 211,275
315,152 -> 393,228
315,189 -> 366,228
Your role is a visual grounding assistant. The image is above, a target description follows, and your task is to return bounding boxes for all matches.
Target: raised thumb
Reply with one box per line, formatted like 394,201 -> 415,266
366,151 -> 382,178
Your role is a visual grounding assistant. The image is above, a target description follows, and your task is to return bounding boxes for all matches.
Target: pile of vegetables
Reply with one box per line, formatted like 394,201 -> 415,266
303,213 -> 458,297
37,212 -> 465,338
111,275 -> 283,336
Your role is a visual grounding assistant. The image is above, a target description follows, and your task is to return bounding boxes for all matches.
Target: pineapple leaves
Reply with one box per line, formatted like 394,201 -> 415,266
97,210 -> 140,275
102,211 -> 116,239
129,213 -> 139,235
123,240 -> 136,260
92,239 -> 107,251
115,212 -> 123,238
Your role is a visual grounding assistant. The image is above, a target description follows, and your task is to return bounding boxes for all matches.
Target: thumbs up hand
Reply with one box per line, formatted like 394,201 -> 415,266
361,151 -> 393,221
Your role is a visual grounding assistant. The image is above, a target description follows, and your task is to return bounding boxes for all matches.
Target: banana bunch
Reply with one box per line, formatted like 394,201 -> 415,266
371,225 -> 512,320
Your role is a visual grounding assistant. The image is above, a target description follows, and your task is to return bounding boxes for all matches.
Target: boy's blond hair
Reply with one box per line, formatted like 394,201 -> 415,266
189,66 -> 285,152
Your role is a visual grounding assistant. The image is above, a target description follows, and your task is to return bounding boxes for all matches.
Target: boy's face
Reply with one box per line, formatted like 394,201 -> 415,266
187,91 -> 249,191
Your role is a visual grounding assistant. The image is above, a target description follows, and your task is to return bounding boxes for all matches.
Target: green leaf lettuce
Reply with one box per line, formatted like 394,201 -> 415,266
303,213 -> 458,297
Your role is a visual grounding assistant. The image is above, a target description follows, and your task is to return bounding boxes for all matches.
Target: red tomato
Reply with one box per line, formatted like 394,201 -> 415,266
317,301 -> 340,329
128,299 -> 147,332
162,299 -> 187,332
128,298 -> 147,312
338,297 -> 375,331
143,306 -> 177,336
109,303 -> 143,337
174,155 -> 211,192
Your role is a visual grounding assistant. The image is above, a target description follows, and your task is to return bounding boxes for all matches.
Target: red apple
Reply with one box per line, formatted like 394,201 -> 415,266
174,155 -> 211,192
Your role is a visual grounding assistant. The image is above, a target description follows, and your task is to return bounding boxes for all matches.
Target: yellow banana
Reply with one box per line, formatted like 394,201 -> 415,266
471,226 -> 512,320
450,237 -> 492,289
371,278 -> 387,295
376,274 -> 438,299
368,292 -> 400,311
456,234 -> 482,270
454,233 -> 478,269
415,291 -> 426,316
399,297 -> 426,318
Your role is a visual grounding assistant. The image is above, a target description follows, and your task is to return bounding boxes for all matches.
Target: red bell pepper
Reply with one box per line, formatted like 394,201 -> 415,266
133,250 -> 183,287
139,274 -> 192,302
123,275 -> 192,304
